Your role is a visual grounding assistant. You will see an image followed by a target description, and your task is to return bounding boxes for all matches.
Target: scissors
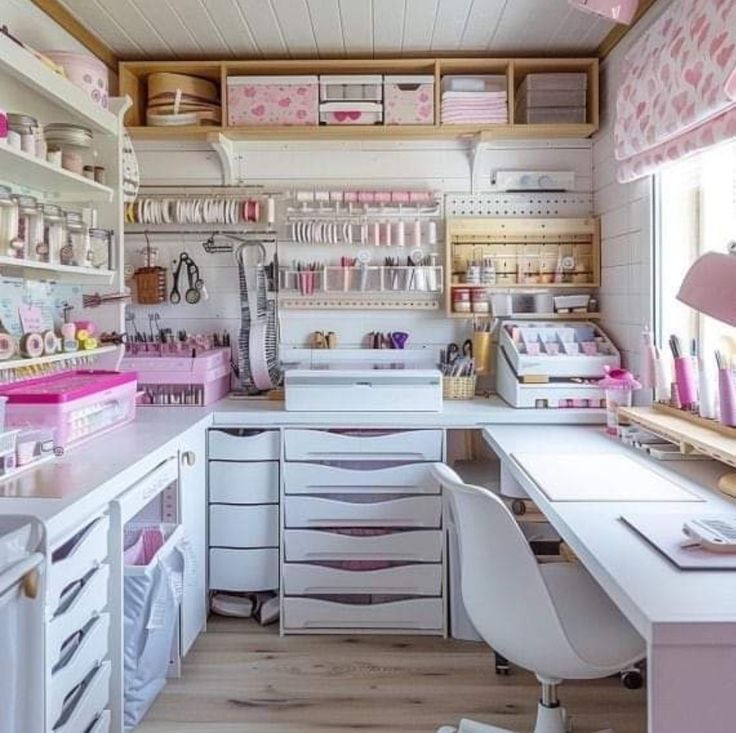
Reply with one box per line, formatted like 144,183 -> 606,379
445,339 -> 473,364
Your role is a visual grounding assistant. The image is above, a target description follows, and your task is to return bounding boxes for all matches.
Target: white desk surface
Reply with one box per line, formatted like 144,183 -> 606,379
484,425 -> 736,642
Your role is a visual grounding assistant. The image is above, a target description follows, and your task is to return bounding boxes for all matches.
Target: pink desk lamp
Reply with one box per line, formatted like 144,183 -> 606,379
568,0 -> 638,24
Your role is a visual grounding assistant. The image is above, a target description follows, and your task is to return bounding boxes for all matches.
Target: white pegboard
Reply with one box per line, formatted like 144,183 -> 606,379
445,192 -> 593,218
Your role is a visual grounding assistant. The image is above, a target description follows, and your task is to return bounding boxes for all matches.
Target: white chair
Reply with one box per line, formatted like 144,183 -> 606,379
432,463 -> 645,733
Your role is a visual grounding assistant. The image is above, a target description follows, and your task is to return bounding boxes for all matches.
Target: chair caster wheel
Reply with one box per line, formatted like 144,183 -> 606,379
511,499 -> 526,516
494,653 -> 510,675
621,669 -> 643,690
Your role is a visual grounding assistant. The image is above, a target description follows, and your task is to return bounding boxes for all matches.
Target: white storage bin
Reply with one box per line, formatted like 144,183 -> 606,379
284,529 -> 442,563
209,547 -> 279,591
284,429 -> 443,462
53,660 -> 111,733
320,75 -> 383,101
283,597 -> 443,631
283,563 -> 441,596
48,516 -> 109,613
209,460 -> 279,504
284,462 -> 440,495
208,428 -> 280,461
209,504 -> 279,548
284,495 -> 442,529
320,102 -> 383,125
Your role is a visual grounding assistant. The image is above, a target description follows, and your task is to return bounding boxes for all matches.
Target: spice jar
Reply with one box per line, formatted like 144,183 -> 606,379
452,287 -> 471,314
0,186 -> 20,257
65,211 -> 90,267
8,113 -> 38,156
15,195 -> 44,261
43,205 -> 66,263
88,228 -> 112,269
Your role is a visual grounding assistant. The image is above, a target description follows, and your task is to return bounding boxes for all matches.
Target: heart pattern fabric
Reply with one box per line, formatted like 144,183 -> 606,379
615,0 -> 736,182
228,80 -> 318,126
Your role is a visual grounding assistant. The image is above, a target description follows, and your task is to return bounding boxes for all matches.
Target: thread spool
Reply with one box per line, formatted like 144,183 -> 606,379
20,332 -> 44,358
60,323 -> 76,341
413,220 -> 421,248
42,330 -> 59,355
0,332 -> 17,361
428,221 -> 438,246
266,196 -> 276,225
395,220 -> 405,248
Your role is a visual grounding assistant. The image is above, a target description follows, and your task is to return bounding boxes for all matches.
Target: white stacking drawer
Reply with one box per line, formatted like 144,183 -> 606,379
48,564 -> 110,668
284,429 -> 442,462
284,529 -> 442,563
284,495 -> 441,529
283,597 -> 443,631
210,504 -> 279,548
52,660 -> 111,733
284,462 -> 440,495
209,461 -> 279,504
283,563 -> 442,596
209,547 -> 279,591
49,613 -> 110,728
209,429 -> 280,461
48,516 -> 109,614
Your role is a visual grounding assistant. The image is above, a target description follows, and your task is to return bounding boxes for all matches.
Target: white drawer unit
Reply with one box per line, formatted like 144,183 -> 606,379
284,462 -> 440,495
52,660 -> 111,733
209,548 -> 279,591
283,597 -> 444,631
284,529 -> 443,563
209,460 -> 279,504
210,504 -> 279,548
283,563 -> 442,596
284,495 -> 442,529
284,429 -> 443,462
209,428 -> 280,461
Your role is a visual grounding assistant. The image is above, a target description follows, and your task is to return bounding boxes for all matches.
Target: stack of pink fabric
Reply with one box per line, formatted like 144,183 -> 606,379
441,91 -> 508,124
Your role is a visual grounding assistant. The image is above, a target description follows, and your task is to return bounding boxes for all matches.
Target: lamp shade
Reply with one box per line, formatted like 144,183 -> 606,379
676,251 -> 736,327
568,0 -> 638,24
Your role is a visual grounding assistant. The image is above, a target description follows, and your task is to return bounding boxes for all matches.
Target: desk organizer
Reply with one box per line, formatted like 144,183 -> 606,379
0,371 -> 138,449
120,347 -> 231,406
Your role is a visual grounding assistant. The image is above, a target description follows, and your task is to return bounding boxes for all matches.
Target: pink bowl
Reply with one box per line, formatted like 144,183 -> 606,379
44,51 -> 109,110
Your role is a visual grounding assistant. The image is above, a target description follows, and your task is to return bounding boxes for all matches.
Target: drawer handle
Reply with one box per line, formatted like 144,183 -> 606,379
305,484 -> 422,491
182,450 -> 196,467
304,452 -> 425,458
302,585 -> 425,594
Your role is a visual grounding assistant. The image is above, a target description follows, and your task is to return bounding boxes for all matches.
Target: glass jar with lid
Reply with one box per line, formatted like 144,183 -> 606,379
0,186 -> 20,257
88,228 -> 112,270
15,195 -> 44,262
43,205 -> 66,264
64,211 -> 90,267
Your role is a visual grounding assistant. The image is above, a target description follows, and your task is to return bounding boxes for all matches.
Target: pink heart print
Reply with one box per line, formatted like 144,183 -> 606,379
251,104 -> 265,117
243,86 -> 256,97
683,62 -> 703,89
278,97 -> 292,107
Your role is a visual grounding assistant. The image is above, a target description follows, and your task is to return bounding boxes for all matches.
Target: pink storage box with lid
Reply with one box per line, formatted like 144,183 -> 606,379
0,371 -> 138,450
44,51 -> 110,110
227,76 -> 318,126
120,347 -> 231,406
384,76 -> 435,125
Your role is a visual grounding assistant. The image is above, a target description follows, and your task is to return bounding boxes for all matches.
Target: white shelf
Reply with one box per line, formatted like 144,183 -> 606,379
0,345 -> 118,372
0,256 -> 115,284
0,33 -> 118,136
0,144 -> 114,202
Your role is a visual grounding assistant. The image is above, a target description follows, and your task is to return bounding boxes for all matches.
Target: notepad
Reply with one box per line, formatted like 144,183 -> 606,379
511,453 -> 702,502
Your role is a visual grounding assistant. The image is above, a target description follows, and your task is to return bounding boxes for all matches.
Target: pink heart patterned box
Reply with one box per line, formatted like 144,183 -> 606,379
227,76 -> 318,126
384,75 -> 435,125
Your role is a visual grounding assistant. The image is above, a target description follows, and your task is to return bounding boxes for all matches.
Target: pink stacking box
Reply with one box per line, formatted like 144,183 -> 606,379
384,76 -> 435,125
121,347 -> 231,406
227,76 -> 318,126
0,371 -> 138,450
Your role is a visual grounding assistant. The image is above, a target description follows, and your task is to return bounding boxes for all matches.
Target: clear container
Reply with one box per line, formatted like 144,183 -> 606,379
0,186 -> 19,257
89,228 -> 112,269
65,211 -> 90,267
15,195 -> 44,261
43,204 -> 66,264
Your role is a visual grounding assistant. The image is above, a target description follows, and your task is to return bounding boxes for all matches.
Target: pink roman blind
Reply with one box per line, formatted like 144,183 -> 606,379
615,0 -> 736,182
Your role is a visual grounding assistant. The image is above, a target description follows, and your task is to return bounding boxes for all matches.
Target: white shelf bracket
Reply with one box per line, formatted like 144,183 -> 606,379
468,134 -> 488,194
207,133 -> 240,186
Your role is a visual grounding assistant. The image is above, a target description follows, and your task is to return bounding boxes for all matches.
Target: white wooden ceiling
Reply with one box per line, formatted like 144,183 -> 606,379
57,0 -> 614,60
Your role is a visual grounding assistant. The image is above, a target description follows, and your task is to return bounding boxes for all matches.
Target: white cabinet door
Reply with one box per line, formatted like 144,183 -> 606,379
179,424 -> 207,656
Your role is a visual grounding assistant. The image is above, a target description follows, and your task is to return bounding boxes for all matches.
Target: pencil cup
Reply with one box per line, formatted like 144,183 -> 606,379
674,356 -> 698,408
719,369 -> 736,427
472,332 -> 493,375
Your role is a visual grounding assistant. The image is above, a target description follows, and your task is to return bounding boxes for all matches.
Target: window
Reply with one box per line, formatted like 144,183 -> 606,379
656,140 -> 736,360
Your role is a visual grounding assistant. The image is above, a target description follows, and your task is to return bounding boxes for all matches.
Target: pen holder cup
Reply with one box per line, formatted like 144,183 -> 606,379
472,332 -> 493,376
719,369 -> 736,427
674,357 -> 698,407
443,375 -> 477,400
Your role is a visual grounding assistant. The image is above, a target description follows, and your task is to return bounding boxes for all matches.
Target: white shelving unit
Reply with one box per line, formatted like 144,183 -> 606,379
0,345 -> 118,373
0,255 -> 115,285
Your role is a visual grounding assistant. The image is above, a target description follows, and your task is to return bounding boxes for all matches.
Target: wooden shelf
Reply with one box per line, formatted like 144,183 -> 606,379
0,145 -> 114,202
449,282 -> 596,290
0,256 -> 115,284
447,312 -> 601,320
0,345 -> 118,372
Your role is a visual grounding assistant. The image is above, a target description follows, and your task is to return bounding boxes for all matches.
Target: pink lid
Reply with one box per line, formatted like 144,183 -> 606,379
598,366 -> 641,390
0,371 -> 137,404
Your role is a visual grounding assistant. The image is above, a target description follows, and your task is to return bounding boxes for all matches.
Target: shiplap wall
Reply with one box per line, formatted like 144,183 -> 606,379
128,138 -> 593,350
593,0 -> 671,371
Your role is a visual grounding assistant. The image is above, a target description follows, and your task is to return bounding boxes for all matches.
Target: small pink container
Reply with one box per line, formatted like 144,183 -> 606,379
674,356 -> 698,408
0,371 -> 137,449
227,76 -> 318,126
44,51 -> 109,109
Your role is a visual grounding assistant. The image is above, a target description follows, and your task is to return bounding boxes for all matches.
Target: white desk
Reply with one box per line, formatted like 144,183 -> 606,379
483,425 -> 736,733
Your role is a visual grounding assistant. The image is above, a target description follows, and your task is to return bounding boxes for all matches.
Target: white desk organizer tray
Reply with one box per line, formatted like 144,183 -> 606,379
497,320 -> 620,409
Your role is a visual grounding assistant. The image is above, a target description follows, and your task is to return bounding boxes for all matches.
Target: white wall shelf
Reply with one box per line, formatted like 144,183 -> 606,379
0,345 -> 118,373
0,145 -> 114,202
0,256 -> 115,284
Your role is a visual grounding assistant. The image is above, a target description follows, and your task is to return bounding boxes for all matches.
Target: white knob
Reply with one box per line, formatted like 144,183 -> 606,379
182,451 -> 196,467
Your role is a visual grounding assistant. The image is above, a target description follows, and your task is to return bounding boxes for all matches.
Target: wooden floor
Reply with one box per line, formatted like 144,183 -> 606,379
139,617 -> 646,733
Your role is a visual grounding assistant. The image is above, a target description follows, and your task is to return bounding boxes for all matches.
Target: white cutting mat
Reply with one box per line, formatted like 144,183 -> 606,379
511,453 -> 702,502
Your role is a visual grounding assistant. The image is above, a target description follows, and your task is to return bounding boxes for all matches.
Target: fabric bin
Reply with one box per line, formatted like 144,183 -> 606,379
320,75 -> 383,102
319,102 -> 383,125
384,76 -> 434,125
227,76 -> 318,126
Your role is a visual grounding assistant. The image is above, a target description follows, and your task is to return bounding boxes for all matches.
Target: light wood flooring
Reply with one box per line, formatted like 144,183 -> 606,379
139,617 -> 646,733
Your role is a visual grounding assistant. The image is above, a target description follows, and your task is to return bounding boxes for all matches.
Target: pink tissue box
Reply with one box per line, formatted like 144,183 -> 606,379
227,76 -> 318,126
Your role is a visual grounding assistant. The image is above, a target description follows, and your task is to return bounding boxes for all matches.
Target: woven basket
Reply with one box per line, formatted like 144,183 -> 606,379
443,375 -> 477,400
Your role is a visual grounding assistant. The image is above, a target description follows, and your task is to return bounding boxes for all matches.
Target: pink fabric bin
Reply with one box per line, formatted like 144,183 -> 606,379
227,76 -> 318,126
121,347 -> 231,406
384,76 -> 435,125
0,371 -> 138,450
